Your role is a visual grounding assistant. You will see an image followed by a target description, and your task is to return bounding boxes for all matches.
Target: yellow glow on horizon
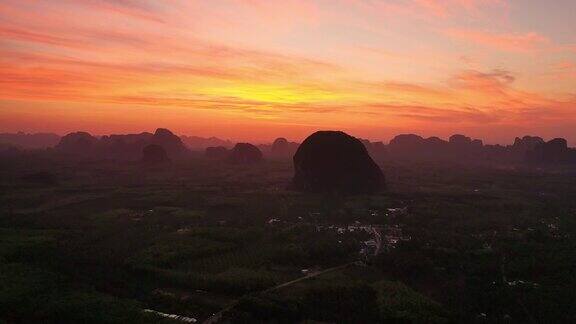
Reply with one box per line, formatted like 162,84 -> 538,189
200,83 -> 342,104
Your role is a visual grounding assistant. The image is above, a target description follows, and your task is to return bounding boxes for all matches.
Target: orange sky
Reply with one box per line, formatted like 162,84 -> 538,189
1,0 -> 575,144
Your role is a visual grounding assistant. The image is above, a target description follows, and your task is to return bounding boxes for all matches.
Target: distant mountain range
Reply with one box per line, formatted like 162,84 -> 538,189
0,132 -> 61,149
2,130 -> 576,165
53,128 -> 188,160
361,134 -> 576,165
0,132 -> 235,151
180,135 -> 234,150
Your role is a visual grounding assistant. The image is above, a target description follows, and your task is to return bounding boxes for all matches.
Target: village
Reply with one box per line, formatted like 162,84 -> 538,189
267,206 -> 412,264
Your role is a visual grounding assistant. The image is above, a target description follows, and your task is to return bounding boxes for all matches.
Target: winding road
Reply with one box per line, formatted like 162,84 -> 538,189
157,226 -> 382,324
202,262 -> 360,324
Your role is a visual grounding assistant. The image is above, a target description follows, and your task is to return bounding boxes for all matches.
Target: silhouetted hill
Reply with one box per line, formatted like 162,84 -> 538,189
359,138 -> 387,161
526,138 -> 576,164
228,143 -> 263,164
55,132 -> 99,157
0,132 -> 61,149
180,135 -> 233,150
293,131 -> 385,194
386,133 -> 486,162
263,137 -> 300,159
97,132 -> 151,160
149,128 -> 188,158
54,128 -> 188,160
513,136 -> 544,153
254,138 -> 299,159
387,134 -> 425,159
271,137 -> 289,156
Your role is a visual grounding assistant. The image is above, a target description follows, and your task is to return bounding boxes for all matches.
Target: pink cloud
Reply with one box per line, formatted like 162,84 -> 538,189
450,69 -> 515,92
365,102 -> 500,123
61,0 -> 166,23
236,0 -> 320,23
359,0 -> 507,20
414,0 -> 506,17
549,61 -> 576,80
444,29 -> 549,51
0,27 -> 80,47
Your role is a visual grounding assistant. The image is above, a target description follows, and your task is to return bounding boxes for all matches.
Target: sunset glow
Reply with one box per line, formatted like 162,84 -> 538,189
1,0 -> 575,143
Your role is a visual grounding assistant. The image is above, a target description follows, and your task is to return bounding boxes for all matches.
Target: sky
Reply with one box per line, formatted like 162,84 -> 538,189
1,0 -> 575,144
